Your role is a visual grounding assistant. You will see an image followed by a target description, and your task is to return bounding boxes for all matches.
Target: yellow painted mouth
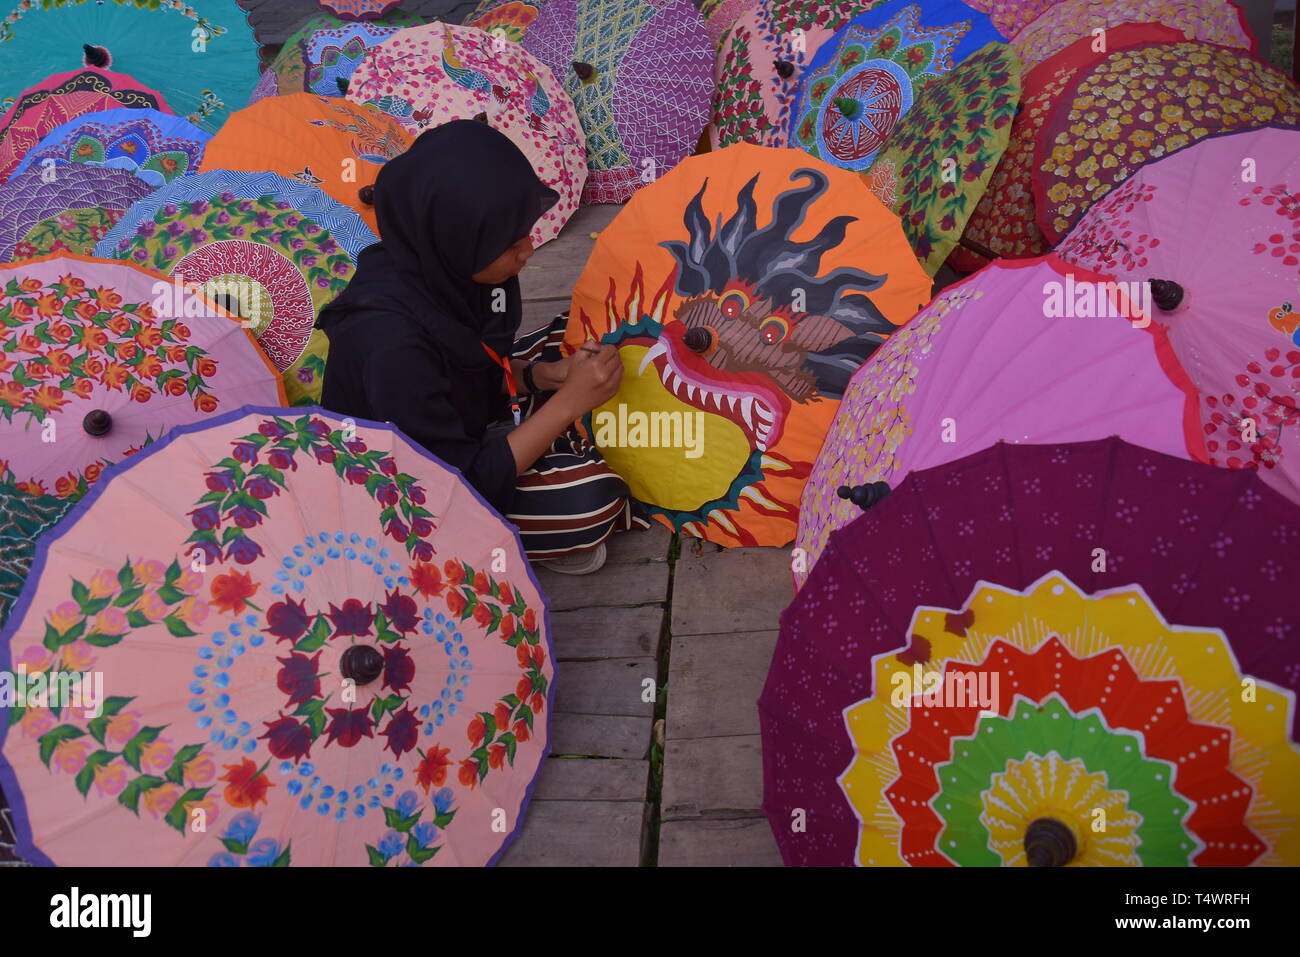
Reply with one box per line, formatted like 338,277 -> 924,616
593,345 -> 752,513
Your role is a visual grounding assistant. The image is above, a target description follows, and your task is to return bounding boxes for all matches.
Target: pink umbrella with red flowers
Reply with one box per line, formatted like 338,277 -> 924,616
0,407 -> 553,866
0,252 -> 284,506
1055,124 -> 1300,506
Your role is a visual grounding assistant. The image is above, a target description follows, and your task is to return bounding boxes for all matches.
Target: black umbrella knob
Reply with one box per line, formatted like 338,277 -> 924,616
472,111 -> 489,124
1149,279 -> 1184,312
572,61 -> 595,81
83,44 -> 111,68
836,481 -> 891,512
211,292 -> 242,319
1024,818 -> 1078,867
682,326 -> 714,353
82,410 -> 113,437
357,184 -> 375,206
340,645 -> 385,687
773,59 -> 796,80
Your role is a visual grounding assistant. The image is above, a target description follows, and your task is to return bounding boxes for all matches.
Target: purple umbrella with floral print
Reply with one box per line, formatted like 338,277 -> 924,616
0,164 -> 154,263
0,407 -> 554,866
94,170 -> 377,406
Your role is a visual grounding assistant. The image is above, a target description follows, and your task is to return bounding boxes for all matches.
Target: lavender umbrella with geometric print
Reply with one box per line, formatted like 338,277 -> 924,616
0,165 -> 154,262
522,0 -> 713,204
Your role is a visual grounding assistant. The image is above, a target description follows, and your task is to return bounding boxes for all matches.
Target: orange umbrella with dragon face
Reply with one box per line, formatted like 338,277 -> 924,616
564,143 -> 930,547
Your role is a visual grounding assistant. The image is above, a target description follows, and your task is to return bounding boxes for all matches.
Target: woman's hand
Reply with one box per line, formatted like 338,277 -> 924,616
557,341 -> 622,416
533,356 -> 570,392
504,341 -> 623,475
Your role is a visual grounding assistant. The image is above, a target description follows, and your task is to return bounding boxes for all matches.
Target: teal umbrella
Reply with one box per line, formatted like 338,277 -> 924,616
0,0 -> 259,133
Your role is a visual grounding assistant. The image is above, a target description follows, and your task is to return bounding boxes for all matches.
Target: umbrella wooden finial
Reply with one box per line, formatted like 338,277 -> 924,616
682,326 -> 713,353
1149,279 -> 1184,312
833,97 -> 861,120
340,645 -> 385,687
82,409 -> 112,437
773,59 -> 796,80
358,185 -> 375,206
572,61 -> 595,82
836,481 -> 891,512
1024,818 -> 1077,867
82,44 -> 111,68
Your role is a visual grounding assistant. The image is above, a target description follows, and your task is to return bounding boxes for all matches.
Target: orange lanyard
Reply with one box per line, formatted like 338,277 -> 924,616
482,343 -> 523,425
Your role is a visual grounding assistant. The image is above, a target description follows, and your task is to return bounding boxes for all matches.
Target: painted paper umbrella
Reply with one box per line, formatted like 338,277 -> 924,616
522,0 -> 713,204
0,252 -> 285,506
0,68 -> 168,182
1010,0 -> 1255,73
1057,125 -> 1300,506
8,108 -> 211,187
348,21 -> 584,243
256,10 -> 425,102
1033,41 -> 1300,244
949,23 -> 1182,272
0,476 -> 73,629
95,170 -> 378,405
0,0 -> 259,135
232,0 -> 454,46
794,255 -> 1203,588
861,42 -> 1019,275
710,0 -> 882,151
788,0 -> 1002,172
977,0 -> 1052,38
766,437 -> 1300,866
0,407 -> 554,866
463,0 -> 545,42
0,165 -> 155,263
699,0 -> 758,47
563,143 -> 930,547
201,94 -> 413,236
319,0 -> 403,18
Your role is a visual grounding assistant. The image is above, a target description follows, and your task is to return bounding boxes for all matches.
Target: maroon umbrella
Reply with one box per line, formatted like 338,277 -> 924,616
761,438 -> 1300,866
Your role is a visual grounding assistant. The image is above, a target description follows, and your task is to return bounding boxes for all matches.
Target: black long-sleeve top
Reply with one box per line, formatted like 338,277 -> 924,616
319,308 -> 518,514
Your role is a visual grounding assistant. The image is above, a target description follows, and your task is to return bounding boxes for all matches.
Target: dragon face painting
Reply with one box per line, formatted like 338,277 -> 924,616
568,147 -> 930,546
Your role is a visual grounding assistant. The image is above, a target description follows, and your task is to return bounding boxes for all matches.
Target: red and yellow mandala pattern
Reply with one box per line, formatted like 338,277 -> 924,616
840,574 -> 1300,866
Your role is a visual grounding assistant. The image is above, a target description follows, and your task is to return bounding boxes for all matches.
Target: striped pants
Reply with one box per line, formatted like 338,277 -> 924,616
507,316 -> 648,559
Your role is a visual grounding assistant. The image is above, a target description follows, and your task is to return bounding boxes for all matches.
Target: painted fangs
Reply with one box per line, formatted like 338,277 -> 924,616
656,350 -> 777,448
638,340 -> 668,376
740,396 -> 755,428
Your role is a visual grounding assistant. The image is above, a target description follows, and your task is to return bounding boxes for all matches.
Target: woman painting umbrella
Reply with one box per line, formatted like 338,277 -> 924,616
318,120 -> 640,575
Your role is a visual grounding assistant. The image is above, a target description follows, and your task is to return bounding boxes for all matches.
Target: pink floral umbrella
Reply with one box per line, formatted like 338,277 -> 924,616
1056,124 -> 1300,506
793,254 -> 1204,587
0,253 -> 285,503
1010,0 -> 1255,73
710,0 -> 882,150
346,20 -> 584,246
703,0 -> 759,46
0,68 -> 169,181
0,407 -> 554,866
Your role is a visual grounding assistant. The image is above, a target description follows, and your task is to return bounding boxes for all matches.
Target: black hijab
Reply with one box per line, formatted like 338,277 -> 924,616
317,119 -> 559,368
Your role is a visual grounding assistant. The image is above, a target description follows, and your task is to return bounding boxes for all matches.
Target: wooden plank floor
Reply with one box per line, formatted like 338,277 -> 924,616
500,204 -> 791,866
